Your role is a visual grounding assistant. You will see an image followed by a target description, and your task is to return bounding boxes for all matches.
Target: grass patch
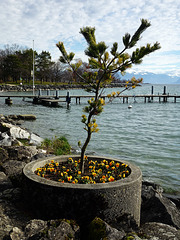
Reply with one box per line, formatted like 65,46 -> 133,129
41,136 -> 71,155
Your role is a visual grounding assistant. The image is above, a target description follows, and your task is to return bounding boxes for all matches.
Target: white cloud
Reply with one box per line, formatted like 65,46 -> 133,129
0,0 -> 180,75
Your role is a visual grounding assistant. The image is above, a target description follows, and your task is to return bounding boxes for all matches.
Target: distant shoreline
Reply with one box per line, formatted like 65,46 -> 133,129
0,82 -> 135,92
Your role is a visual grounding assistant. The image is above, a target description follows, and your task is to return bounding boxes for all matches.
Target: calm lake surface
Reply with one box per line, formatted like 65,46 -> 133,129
0,84 -> 180,194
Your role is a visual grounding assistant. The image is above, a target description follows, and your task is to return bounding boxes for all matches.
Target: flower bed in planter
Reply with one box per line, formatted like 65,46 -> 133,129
23,155 -> 142,227
34,156 -> 130,184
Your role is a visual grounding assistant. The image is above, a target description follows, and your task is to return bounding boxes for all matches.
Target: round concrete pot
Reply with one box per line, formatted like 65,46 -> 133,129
23,155 -> 142,226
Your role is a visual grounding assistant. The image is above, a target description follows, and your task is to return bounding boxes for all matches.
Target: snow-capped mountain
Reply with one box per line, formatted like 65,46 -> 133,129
119,71 -> 180,84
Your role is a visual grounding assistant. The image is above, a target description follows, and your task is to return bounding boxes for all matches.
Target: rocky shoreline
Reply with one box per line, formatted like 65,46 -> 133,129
0,83 -> 130,92
0,114 -> 179,240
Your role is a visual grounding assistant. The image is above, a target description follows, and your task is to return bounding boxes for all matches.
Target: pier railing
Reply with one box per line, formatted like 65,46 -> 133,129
0,92 -> 179,106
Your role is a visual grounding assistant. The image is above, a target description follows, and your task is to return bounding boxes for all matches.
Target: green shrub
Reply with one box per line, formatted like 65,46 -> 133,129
41,136 -> 71,155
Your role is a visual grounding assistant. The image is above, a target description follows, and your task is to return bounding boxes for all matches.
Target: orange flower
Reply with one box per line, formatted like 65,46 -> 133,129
67,176 -> 72,181
116,163 -> 120,168
92,172 -> 96,177
109,161 -> 114,166
108,176 -> 115,182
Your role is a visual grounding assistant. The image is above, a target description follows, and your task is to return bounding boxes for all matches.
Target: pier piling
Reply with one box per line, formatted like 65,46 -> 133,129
66,91 -> 71,107
151,86 -> 154,101
0,86 -> 180,107
55,90 -> 59,99
38,89 -> 42,96
5,97 -> 12,105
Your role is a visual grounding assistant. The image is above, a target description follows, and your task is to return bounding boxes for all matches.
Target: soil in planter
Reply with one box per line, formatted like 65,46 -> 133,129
34,157 -> 131,184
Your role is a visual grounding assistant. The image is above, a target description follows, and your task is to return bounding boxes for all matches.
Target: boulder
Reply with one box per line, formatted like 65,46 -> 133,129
84,217 -> 126,240
0,204 -> 13,239
0,171 -> 13,191
2,160 -> 26,177
0,133 -> 14,146
0,121 -> 43,147
46,220 -> 79,240
0,147 -> 8,162
9,114 -> 36,121
4,146 -> 39,162
1,160 -> 26,187
163,193 -> 180,211
141,181 -> 180,229
0,122 -> 30,139
24,219 -> 47,238
9,219 -> 80,240
29,133 -> 43,145
139,222 -> 180,240
10,227 -> 25,240
0,188 -> 32,239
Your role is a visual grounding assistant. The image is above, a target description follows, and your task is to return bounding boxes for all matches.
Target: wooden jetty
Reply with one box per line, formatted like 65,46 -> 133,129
0,93 -> 180,106
0,87 -> 179,107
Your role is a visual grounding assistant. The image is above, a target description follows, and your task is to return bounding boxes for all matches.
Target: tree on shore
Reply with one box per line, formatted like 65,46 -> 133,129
0,46 -> 56,84
0,44 -> 126,85
57,19 -> 161,173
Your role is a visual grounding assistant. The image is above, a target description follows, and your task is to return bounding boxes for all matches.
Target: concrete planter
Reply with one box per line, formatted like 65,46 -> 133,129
23,155 -> 142,226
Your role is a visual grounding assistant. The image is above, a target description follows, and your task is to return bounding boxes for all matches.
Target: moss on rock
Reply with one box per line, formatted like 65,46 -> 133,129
87,217 -> 107,240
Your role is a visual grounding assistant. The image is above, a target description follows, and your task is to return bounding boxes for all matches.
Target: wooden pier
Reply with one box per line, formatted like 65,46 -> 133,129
0,87 -> 179,107
0,93 -> 180,106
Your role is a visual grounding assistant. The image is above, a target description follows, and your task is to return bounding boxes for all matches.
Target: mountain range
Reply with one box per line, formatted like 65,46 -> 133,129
120,71 -> 180,84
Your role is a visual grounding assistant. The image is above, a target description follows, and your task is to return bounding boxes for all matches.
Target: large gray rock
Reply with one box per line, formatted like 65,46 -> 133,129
1,160 -> 26,187
0,204 -> 13,239
0,172 -> 13,191
0,122 -> 43,146
10,227 -> 25,240
0,147 -> 8,162
9,219 -> 80,240
3,146 -> 38,162
0,122 -> 29,138
141,181 -> 180,229
85,217 -> 125,240
29,133 -> 43,145
9,114 -> 37,121
0,132 -> 14,146
24,219 -> 47,238
2,160 -> 26,177
140,222 -> 180,240
46,220 -> 79,240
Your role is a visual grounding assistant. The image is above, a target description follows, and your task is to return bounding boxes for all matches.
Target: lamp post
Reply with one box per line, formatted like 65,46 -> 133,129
33,40 -> 35,95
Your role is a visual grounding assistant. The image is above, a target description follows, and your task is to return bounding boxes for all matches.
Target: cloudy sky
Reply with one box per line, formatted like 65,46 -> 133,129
0,0 -> 180,76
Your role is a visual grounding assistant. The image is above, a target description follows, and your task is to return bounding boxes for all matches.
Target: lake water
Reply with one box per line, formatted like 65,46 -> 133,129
0,84 -> 180,194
